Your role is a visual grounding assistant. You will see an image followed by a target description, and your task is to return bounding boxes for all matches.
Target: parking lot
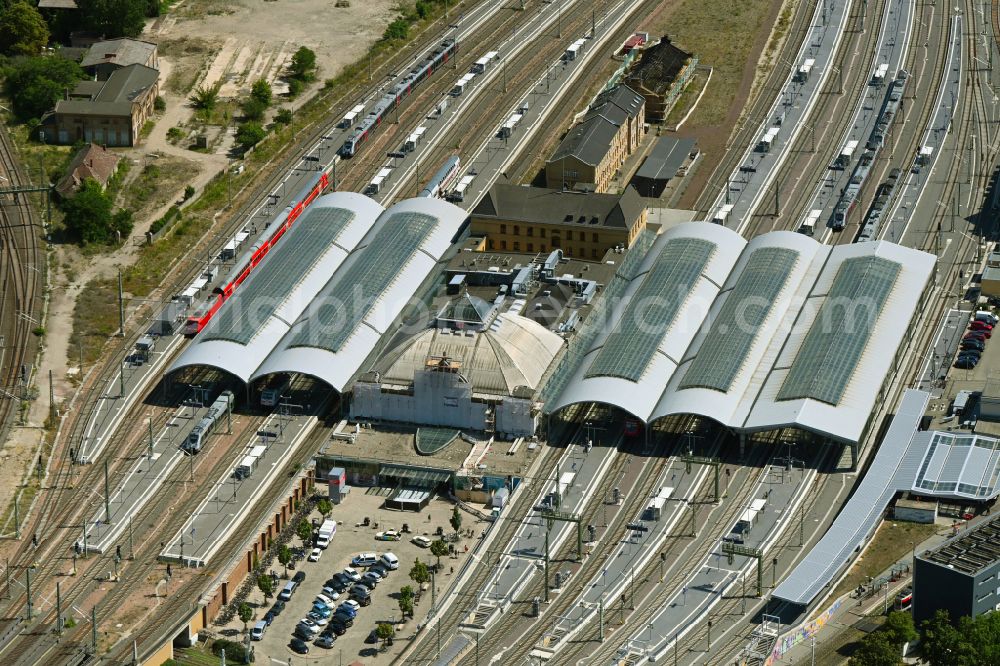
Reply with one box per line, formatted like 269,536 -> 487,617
218,490 -> 484,662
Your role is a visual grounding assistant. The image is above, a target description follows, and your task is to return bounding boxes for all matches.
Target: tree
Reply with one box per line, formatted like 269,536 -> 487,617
288,46 -> 316,81
409,558 -> 430,586
277,544 -> 292,577
415,0 -> 431,19
430,539 -> 448,569
398,585 -> 414,619
250,78 -> 272,106
848,632 -> 900,666
241,96 -> 266,122
383,18 -> 409,41
237,602 -> 253,633
286,78 -> 304,97
376,622 -> 394,649
921,610 -> 968,666
0,2 -> 49,56
296,518 -> 313,547
236,122 -> 265,150
450,506 -> 462,534
61,179 -> 119,244
882,611 -> 917,649
75,0 -> 146,38
316,498 -> 333,517
189,83 -> 221,112
3,56 -> 85,121
275,108 -> 293,125
257,574 -> 274,600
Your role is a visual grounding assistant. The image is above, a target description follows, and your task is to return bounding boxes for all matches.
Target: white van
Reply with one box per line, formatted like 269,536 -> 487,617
250,620 -> 267,641
278,580 -> 297,601
975,311 -> 998,325
351,552 -> 378,567
380,552 -> 399,570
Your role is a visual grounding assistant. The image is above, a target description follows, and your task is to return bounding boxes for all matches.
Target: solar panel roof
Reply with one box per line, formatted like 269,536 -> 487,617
287,211 -> 437,353
680,247 -> 798,393
585,237 -> 714,382
777,255 -> 900,405
204,206 -> 356,345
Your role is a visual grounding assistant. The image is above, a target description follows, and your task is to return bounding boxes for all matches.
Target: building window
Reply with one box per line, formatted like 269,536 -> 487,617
513,241 -> 520,251
501,240 -> 507,250
513,225 -> 519,236
500,224 -> 507,234
540,228 -> 547,238
566,230 -> 573,241
592,232 -> 599,243
527,227 -> 533,237
592,248 -> 598,259
527,243 -> 533,252
487,238 -> 495,250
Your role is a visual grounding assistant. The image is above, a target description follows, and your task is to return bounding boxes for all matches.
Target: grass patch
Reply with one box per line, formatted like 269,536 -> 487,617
69,276 -> 117,365
830,520 -> 939,601
665,69 -> 708,126
649,0 -> 779,127
160,37 -> 214,96
173,643 -> 232,666
120,156 -> 197,220
140,119 -> 157,141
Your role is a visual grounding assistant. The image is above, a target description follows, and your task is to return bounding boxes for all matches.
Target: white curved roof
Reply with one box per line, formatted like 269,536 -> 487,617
168,192 -> 384,382
548,222 -> 745,421
548,226 -> 935,445
650,231 -> 823,427
251,197 -> 467,392
375,312 -> 564,397
743,239 -> 936,443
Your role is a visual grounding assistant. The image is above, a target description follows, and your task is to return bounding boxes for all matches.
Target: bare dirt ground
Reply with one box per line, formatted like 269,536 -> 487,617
0,0 -> 401,531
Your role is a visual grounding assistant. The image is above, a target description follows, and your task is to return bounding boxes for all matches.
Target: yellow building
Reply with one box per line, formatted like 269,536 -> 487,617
545,85 -> 645,193
470,184 -> 648,260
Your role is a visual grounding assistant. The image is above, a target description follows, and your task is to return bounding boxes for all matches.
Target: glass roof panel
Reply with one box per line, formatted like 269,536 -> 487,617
777,255 -> 900,405
585,237 -> 715,382
680,247 -> 798,392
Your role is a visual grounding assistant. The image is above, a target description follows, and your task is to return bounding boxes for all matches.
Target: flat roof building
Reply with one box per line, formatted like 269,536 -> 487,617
632,137 -> 695,198
913,515 -> 1000,625
471,183 -> 648,259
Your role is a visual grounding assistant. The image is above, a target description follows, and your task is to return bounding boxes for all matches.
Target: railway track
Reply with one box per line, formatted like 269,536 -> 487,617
551,445 -> 771,665
0,124 -> 43,484
828,0 -> 952,246
740,0 -> 891,238
467,449 -> 672,665
0,399 -> 270,664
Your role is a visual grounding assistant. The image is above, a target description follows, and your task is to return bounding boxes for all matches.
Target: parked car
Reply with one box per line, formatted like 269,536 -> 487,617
307,610 -> 329,626
327,620 -> 348,636
312,604 -> 333,619
270,600 -> 285,616
365,629 -> 379,644
363,569 -> 383,582
970,321 -> 993,331
340,599 -> 360,613
316,593 -> 337,607
293,571 -> 307,584
350,585 -> 371,603
356,576 -> 378,590
955,356 -> 978,369
294,624 -> 317,640
321,586 -> 341,599
412,535 -> 432,548
336,602 -> 357,618
370,563 -> 390,579
308,547 -> 322,562
958,349 -> 982,359
375,530 -> 402,541
333,610 -> 355,627
250,620 -> 267,641
298,618 -> 321,633
343,567 -> 362,582
961,340 -> 985,351
964,330 -> 988,341
352,553 -> 379,567
263,610 -> 276,626
290,637 -> 310,654
314,634 -> 336,649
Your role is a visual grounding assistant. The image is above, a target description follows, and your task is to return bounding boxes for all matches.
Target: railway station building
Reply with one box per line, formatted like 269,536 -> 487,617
548,222 -> 937,461
470,183 -> 648,258
545,84 -> 645,192
622,36 -> 693,122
